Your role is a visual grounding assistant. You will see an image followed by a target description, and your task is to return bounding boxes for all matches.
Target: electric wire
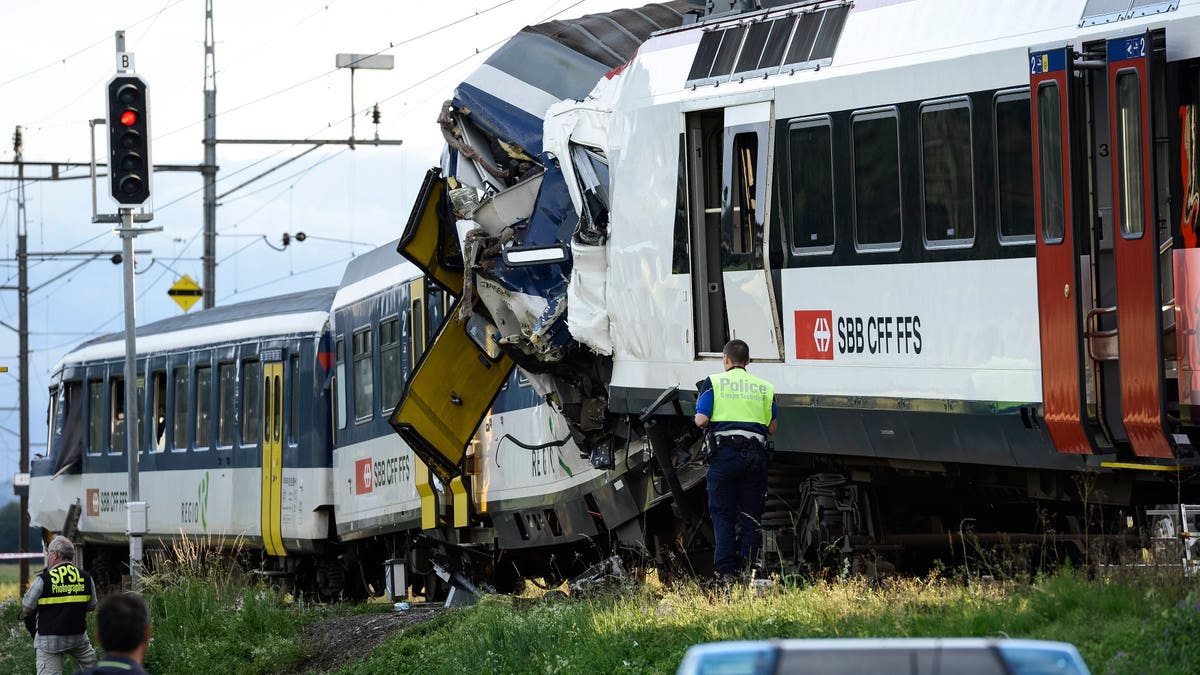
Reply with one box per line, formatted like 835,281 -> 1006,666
153,0 -> 521,143
0,0 -> 189,90
6,0 -> 598,371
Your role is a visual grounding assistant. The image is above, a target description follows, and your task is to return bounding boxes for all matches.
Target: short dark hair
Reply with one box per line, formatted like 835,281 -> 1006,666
723,340 -> 750,366
96,593 -> 149,653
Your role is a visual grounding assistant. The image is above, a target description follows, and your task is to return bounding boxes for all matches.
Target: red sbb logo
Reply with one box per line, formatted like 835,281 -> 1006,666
794,310 -> 834,360
355,458 -> 374,495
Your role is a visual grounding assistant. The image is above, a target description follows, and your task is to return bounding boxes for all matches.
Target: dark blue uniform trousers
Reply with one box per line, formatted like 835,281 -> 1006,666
706,439 -> 770,575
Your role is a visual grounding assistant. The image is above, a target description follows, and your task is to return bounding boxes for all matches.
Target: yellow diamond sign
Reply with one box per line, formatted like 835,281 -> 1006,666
168,275 -> 203,312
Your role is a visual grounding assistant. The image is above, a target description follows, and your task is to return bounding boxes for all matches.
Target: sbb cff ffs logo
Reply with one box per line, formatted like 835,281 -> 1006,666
106,75 -> 152,205
794,310 -> 834,360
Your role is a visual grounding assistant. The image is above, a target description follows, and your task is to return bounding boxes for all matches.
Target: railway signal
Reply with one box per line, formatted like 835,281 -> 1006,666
106,75 -> 152,205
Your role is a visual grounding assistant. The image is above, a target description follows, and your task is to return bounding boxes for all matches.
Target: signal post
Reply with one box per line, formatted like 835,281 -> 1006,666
100,35 -> 158,592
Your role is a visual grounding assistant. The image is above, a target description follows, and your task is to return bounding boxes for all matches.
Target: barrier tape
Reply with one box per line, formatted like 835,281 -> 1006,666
0,552 -> 44,560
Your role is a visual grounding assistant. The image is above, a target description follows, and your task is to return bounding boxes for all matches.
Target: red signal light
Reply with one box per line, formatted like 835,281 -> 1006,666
120,110 -> 137,126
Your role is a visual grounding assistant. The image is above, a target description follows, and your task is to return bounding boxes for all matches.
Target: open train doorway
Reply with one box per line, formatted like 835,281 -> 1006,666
684,102 -> 783,361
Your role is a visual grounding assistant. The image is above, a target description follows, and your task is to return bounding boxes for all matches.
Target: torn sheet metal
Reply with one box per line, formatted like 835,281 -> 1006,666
438,3 -> 685,366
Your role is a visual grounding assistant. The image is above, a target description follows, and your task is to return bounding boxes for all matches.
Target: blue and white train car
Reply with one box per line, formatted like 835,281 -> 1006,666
29,289 -> 338,585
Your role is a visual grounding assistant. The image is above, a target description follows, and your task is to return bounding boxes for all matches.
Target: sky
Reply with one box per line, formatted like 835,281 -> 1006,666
0,0 -> 645,500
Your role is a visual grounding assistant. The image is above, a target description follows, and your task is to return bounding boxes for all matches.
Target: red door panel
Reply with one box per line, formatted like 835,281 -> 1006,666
1030,48 -> 1093,455
1108,35 -> 1173,458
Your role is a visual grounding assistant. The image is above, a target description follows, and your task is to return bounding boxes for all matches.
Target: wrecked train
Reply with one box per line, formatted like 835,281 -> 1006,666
30,0 -> 1200,596
28,4 -> 688,598
394,0 -> 1200,576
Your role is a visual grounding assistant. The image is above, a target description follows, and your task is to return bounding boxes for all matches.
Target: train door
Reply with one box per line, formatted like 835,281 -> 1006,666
1029,46 -> 1099,455
389,280 -> 514,485
685,101 -> 783,360
260,360 -> 285,556
1030,34 -> 1175,459
1103,33 -> 1174,458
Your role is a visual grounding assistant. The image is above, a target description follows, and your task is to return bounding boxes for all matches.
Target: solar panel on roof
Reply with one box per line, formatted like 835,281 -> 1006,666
1079,0 -> 1177,26
685,1 -> 849,88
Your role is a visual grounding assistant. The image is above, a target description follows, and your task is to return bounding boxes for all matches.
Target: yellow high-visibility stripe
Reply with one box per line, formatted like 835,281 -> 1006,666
38,594 -> 91,605
1100,461 -> 1189,472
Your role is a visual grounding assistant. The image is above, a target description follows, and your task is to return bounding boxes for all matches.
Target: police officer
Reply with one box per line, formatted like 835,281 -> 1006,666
694,339 -> 777,578
22,535 -> 99,675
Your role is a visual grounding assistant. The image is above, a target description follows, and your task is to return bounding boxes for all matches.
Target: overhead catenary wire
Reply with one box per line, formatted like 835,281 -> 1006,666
6,0 -> 606,372
153,0 -> 522,143
0,0 -> 190,91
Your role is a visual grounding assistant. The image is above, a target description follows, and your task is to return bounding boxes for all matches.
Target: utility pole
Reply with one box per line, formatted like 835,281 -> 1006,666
202,0 -> 217,310
14,126 -> 31,593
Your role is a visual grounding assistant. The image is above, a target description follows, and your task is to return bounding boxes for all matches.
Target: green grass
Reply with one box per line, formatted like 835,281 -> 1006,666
340,571 -> 1200,675
2,563 -> 1197,675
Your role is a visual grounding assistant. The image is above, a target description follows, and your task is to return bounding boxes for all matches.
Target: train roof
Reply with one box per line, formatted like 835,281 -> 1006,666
57,287 -> 336,368
332,239 -> 421,310
615,0 -> 1196,115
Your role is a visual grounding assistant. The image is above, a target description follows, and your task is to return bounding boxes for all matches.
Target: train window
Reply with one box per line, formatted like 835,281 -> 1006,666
335,337 -> 347,430
1115,69 -> 1145,239
273,371 -> 282,444
572,144 -> 611,244
289,354 -> 299,445
852,108 -> 903,251
466,314 -> 503,360
380,317 -> 403,414
724,131 -> 762,269
218,363 -> 236,447
110,378 -> 126,454
428,286 -> 445,339
242,360 -> 260,446
920,98 -> 975,247
994,90 -> 1034,243
172,367 -> 188,450
1036,82 -> 1065,243
353,327 -> 374,422
196,365 -> 212,449
787,117 -> 835,253
151,371 -> 166,452
673,134 -> 690,274
412,299 -> 425,364
88,379 -> 104,454
47,385 -> 58,452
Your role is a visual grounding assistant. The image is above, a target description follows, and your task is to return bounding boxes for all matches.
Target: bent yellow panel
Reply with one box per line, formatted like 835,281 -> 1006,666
449,477 -> 468,528
399,168 -> 464,295
414,459 -> 436,531
391,300 -> 514,484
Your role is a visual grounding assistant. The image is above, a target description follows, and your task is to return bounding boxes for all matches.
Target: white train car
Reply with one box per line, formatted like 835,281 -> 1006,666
29,289 -> 339,587
397,0 -> 1200,570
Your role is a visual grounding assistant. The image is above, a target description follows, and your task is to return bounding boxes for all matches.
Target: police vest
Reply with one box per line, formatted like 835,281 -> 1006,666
707,368 -> 774,427
36,562 -> 93,636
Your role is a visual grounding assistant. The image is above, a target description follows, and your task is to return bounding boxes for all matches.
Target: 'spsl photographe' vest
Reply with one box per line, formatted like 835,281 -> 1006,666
708,368 -> 774,428
36,562 -> 93,636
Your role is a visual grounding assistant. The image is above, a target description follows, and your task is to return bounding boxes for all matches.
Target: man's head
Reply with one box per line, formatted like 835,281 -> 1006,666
96,593 -> 151,658
46,535 -> 75,566
722,340 -> 750,370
